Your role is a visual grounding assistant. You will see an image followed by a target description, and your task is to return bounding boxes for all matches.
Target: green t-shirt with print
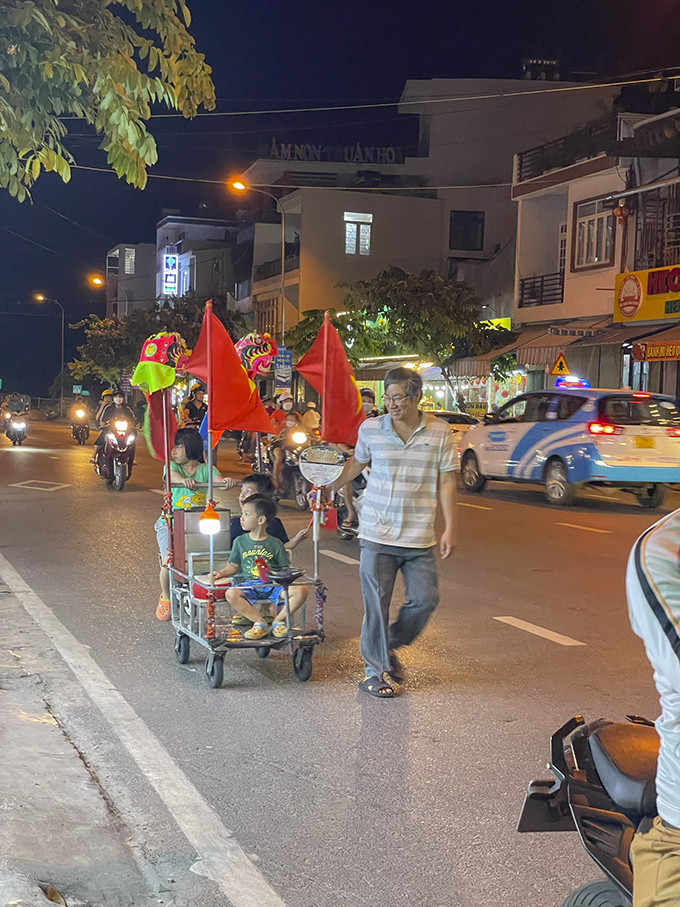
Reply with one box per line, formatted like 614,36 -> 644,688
165,462 -> 221,511
228,533 -> 289,583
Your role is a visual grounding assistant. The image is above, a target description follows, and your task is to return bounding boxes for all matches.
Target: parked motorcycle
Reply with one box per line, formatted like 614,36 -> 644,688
94,418 -> 136,491
336,473 -> 367,540
262,429 -> 316,510
71,408 -> 90,444
5,413 -> 28,446
518,714 -> 660,906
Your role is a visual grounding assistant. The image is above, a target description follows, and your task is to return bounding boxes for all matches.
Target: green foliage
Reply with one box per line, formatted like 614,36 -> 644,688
69,297 -> 247,384
286,307 -> 397,368
289,268 -> 514,387
0,0 -> 215,200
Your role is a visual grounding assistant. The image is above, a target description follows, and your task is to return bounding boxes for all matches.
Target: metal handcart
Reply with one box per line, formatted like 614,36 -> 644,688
158,302 -> 344,689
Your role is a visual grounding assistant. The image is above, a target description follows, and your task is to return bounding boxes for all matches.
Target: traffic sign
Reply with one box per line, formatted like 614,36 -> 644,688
72,384 -> 82,394
549,354 -> 570,377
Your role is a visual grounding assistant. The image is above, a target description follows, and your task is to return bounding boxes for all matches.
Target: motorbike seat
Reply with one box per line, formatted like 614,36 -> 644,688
590,721 -> 659,815
268,568 -> 305,586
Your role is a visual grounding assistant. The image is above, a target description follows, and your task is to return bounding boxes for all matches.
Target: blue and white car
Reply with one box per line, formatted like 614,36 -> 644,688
459,389 -> 680,508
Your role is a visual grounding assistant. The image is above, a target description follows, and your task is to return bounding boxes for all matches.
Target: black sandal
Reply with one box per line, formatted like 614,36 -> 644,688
341,518 -> 358,530
359,675 -> 395,698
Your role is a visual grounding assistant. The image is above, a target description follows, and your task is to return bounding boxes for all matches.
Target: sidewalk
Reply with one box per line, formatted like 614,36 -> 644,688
0,586 -> 160,907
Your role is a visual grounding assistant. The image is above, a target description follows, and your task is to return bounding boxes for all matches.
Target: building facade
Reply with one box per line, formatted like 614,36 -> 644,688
105,243 -> 156,317
155,216 -> 240,302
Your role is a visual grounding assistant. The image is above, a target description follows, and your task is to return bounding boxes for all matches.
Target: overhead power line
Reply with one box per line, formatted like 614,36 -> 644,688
58,74 -> 677,121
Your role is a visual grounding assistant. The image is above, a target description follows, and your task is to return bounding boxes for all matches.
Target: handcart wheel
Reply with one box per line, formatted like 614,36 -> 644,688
293,646 -> 313,682
205,653 -> 224,689
256,646 -> 271,659
174,633 -> 190,665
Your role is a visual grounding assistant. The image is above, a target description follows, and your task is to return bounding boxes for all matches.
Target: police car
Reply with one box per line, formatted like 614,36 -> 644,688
459,388 -> 680,508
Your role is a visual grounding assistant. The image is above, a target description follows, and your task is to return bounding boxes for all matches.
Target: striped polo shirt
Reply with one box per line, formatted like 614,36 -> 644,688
354,413 -> 457,549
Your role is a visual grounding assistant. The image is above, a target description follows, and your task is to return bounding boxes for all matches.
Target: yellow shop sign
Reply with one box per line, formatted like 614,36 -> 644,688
614,267 -> 680,322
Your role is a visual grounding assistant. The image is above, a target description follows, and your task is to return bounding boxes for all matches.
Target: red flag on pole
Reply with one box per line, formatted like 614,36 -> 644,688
296,312 -> 365,445
186,305 -> 273,443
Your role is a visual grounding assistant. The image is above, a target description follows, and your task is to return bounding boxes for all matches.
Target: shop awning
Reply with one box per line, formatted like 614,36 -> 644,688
451,327 -> 547,377
516,319 -> 609,366
639,324 -> 680,360
569,324 -> 666,347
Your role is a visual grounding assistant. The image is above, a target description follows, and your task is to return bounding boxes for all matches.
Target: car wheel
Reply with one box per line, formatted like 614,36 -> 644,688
461,452 -> 486,493
560,880 -> 628,907
637,484 -> 667,509
544,459 -> 575,506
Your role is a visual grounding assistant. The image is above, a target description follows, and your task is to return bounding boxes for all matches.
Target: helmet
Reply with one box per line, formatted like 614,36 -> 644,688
360,387 -> 375,400
101,389 -> 113,397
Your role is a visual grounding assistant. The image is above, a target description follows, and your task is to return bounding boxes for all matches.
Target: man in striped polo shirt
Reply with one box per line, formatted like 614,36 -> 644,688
333,368 -> 458,698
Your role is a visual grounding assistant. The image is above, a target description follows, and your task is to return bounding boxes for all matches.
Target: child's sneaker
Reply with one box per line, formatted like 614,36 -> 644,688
272,622 -> 289,638
244,622 -> 269,640
156,596 -> 171,621
231,614 -> 253,626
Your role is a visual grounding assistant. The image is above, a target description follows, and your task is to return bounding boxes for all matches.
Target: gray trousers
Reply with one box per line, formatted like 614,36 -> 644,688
359,540 -> 440,679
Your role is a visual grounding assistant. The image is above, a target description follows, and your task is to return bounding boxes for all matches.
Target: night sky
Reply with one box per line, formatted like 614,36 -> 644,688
1,0 -> 678,394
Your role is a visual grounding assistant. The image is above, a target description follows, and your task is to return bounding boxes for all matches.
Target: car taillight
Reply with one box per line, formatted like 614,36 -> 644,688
667,427 -> 680,438
588,422 -> 619,435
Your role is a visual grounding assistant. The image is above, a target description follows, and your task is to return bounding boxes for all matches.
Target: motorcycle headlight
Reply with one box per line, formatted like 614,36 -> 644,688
291,431 -> 308,445
12,421 -> 26,429
3,413 -> 9,419
76,409 -> 85,418
114,420 -> 128,431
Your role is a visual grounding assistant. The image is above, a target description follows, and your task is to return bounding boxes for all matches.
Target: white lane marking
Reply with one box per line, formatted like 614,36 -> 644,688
48,456 -> 60,460
150,489 -> 164,495
458,502 -> 494,511
320,549 -> 360,566
9,480 -> 71,492
556,522 -> 612,535
493,616 -> 586,647
0,553 -> 287,907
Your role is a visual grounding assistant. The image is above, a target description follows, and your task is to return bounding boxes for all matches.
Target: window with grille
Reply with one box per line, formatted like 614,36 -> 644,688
558,223 -> 567,273
124,247 -> 136,275
344,211 -> 372,255
449,210 -> 485,251
573,199 -> 614,270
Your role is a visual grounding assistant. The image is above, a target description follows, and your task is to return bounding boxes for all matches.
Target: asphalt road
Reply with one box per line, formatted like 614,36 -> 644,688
0,420 -> 669,907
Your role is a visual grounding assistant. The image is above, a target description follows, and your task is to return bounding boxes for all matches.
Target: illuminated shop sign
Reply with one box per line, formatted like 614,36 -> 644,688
163,254 -> 178,296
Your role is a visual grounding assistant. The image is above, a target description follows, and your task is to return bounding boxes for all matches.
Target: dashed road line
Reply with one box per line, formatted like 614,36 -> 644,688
150,489 -> 164,495
493,616 -> 586,647
556,522 -> 612,535
458,502 -> 494,511
320,549 -> 360,566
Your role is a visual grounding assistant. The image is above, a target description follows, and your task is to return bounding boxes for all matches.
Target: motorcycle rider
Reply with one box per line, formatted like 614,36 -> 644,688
271,411 -> 303,492
180,384 -> 207,429
270,393 -> 295,434
94,388 -> 113,425
627,510 -> 680,906
70,395 -> 89,422
92,389 -> 136,460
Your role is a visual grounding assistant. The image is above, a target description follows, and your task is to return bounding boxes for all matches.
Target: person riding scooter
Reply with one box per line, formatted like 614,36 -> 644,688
92,390 -> 136,459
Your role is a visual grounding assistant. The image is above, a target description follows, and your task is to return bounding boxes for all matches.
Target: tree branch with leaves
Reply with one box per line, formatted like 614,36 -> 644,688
0,0 -> 215,201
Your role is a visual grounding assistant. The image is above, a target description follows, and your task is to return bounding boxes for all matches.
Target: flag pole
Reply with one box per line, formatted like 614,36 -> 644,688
206,299 -> 215,579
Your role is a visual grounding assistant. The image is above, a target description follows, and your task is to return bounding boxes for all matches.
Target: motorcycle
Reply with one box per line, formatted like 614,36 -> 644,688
71,408 -> 90,444
94,418 -> 136,491
518,714 -> 660,906
262,428 -> 316,510
5,413 -> 28,446
336,473 -> 367,540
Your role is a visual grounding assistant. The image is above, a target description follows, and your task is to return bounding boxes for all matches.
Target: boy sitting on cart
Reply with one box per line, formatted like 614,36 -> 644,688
210,494 -> 309,640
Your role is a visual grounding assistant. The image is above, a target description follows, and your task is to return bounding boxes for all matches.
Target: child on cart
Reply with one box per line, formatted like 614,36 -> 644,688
230,473 -> 309,551
211,494 -> 309,640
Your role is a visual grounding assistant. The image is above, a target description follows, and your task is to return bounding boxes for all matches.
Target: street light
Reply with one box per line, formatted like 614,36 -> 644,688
35,294 -> 65,417
89,275 -> 104,287
228,178 -> 288,344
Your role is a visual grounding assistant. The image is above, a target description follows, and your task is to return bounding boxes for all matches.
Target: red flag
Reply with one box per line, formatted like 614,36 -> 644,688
144,390 -> 177,460
185,306 -> 273,440
296,312 -> 365,444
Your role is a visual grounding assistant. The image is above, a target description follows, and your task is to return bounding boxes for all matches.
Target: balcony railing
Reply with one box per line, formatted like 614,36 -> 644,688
517,117 -> 618,182
518,272 -> 564,308
253,252 -> 300,282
